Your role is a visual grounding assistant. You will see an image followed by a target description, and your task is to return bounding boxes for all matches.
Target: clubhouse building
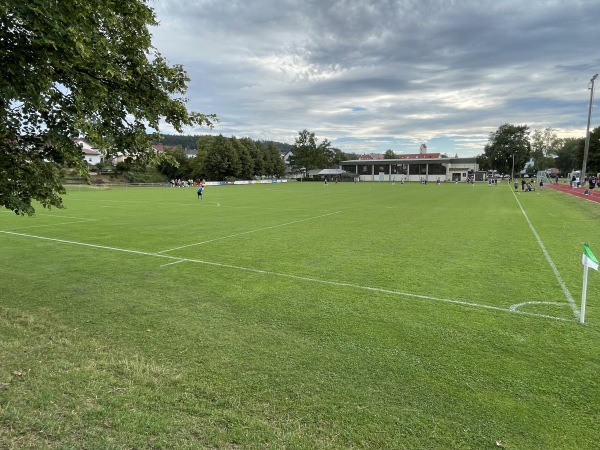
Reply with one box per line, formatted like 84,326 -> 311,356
340,152 -> 480,182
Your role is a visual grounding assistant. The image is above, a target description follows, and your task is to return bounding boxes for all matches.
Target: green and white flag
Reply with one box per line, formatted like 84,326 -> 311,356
582,244 -> 599,271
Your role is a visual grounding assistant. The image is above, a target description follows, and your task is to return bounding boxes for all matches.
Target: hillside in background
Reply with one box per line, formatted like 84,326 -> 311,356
156,134 -> 293,154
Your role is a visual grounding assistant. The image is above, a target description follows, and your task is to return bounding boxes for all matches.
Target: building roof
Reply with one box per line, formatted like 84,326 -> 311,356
341,154 -> 478,164
318,169 -> 345,175
74,139 -> 102,155
81,147 -> 102,156
358,153 -> 384,160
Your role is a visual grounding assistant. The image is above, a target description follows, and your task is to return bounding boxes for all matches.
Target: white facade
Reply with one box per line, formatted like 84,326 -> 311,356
74,139 -> 104,165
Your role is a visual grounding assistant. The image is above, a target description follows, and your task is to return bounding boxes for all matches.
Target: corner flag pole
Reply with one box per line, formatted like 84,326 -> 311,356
581,243 -> 599,324
581,263 -> 589,324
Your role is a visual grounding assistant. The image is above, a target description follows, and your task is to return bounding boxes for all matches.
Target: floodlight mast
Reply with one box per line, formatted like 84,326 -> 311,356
582,73 -> 598,184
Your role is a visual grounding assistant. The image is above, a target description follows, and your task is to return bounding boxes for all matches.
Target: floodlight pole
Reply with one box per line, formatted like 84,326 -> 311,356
582,73 -> 598,184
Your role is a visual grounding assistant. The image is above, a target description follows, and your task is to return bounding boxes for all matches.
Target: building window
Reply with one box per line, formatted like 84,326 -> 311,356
396,164 -> 408,175
427,163 -> 446,175
409,164 -> 427,175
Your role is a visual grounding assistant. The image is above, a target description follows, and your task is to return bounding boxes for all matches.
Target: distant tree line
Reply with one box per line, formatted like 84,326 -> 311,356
152,130 -> 361,181
155,135 -> 287,181
479,124 -> 600,177
157,133 -> 294,155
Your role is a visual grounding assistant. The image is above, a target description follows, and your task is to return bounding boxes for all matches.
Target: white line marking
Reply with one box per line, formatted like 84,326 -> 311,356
160,260 -> 186,267
157,211 -> 343,254
0,229 -> 574,322
0,210 -> 96,221
509,301 -> 567,312
3,219 -> 95,231
511,189 -> 579,319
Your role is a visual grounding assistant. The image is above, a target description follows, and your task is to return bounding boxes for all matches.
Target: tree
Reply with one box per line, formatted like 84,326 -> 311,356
1,1 -> 215,215
531,128 -> 563,170
555,137 -> 582,175
204,135 -> 240,180
290,129 -> 317,172
241,137 -> 265,178
156,146 -> 188,181
263,142 -> 287,178
341,151 -> 360,161
290,130 -> 328,171
481,124 -> 531,176
319,139 -> 337,168
383,149 -> 397,159
231,137 -> 254,180
584,126 -> 600,176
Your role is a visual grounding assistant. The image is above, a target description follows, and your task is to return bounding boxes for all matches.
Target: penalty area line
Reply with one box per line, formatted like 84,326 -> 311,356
160,260 -> 187,267
511,189 -> 579,320
0,229 -> 573,323
157,210 -> 343,254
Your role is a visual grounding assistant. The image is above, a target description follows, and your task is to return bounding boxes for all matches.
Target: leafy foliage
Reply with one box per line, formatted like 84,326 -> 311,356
204,135 -> 241,181
156,146 -> 189,180
530,128 -> 563,170
480,124 -> 531,175
583,126 -> 600,175
0,0 -> 215,215
555,137 -> 583,175
289,129 -> 344,171
186,135 -> 286,181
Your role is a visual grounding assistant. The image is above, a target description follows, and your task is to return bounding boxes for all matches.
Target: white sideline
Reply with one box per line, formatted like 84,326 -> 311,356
2,219 -> 95,231
157,211 -> 343,253
510,188 -> 579,319
0,229 -> 573,322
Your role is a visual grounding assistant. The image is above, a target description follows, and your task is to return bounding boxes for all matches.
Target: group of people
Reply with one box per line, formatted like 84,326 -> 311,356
514,178 -> 540,192
170,178 -> 195,187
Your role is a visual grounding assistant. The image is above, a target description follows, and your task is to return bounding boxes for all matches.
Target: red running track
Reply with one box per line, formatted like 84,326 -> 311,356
545,182 -> 600,204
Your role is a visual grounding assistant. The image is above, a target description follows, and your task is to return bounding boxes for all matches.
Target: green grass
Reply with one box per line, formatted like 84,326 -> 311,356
1,181 -> 600,449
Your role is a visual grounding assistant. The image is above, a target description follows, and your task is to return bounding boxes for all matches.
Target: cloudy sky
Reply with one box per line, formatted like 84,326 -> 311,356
150,0 -> 600,157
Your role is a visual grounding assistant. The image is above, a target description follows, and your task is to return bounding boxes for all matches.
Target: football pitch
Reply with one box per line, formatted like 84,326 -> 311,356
1,181 -> 600,449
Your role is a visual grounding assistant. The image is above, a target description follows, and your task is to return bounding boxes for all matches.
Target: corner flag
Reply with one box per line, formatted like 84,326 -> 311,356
580,243 -> 598,324
582,244 -> 599,271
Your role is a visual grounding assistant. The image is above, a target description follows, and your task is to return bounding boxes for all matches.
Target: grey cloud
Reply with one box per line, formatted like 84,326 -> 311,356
151,0 -> 600,156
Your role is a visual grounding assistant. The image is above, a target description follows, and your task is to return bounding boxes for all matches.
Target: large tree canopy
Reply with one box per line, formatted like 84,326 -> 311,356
0,0 -> 215,215
290,129 -> 328,172
530,127 -> 563,171
480,124 -> 531,176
